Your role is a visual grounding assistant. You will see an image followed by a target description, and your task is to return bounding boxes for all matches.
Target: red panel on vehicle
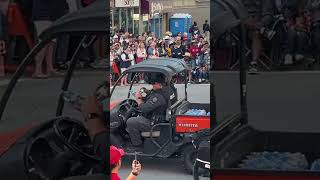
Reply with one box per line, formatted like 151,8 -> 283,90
0,125 -> 33,156
176,115 -> 210,133
110,100 -> 121,110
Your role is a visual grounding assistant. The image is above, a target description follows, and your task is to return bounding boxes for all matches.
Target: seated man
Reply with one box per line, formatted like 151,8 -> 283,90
126,73 -> 169,149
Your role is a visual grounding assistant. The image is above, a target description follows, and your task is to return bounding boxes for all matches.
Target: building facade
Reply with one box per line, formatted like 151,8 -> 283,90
109,0 -> 209,36
110,0 -> 149,35
147,0 -> 210,37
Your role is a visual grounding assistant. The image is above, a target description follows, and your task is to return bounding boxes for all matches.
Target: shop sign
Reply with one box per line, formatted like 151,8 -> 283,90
149,0 -> 173,14
115,0 -> 140,7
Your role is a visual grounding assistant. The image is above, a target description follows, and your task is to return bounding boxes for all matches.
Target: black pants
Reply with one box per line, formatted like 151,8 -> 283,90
311,24 -> 320,56
126,116 -> 151,146
287,27 -> 309,55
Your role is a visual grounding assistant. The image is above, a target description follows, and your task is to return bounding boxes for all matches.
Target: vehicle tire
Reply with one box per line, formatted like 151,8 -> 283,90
182,144 -> 198,174
182,144 -> 210,176
193,161 -> 200,180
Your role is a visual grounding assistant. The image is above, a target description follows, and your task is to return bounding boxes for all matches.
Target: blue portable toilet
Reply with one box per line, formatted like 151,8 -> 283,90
169,13 -> 192,38
150,14 -> 162,38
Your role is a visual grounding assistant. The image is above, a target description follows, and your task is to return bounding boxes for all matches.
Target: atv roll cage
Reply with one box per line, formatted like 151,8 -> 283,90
210,0 -> 248,127
110,58 -> 191,108
0,0 -> 108,120
110,58 -> 193,157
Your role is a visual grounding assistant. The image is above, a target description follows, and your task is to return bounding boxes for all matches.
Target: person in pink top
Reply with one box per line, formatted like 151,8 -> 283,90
136,42 -> 146,64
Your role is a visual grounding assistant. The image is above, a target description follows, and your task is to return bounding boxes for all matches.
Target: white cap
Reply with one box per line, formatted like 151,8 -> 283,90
113,35 -> 118,39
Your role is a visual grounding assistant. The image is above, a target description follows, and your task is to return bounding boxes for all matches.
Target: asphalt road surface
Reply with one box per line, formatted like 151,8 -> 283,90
0,71 -> 210,180
214,71 -> 320,132
119,156 -> 209,180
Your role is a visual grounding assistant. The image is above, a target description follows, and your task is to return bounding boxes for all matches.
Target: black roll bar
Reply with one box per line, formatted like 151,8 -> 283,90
56,36 -> 91,116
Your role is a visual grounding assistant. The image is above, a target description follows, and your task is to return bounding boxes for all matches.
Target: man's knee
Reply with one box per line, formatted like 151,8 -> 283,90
126,117 -> 139,128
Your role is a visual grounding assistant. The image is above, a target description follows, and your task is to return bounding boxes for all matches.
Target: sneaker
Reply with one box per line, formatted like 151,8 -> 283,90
249,62 -> 258,73
295,54 -> 304,62
199,79 -> 202,83
32,74 -> 48,79
284,54 -> 293,65
188,81 -> 191,84
90,60 -> 109,69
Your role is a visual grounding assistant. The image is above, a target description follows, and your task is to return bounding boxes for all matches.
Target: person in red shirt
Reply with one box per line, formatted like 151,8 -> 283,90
110,146 -> 142,180
189,40 -> 200,59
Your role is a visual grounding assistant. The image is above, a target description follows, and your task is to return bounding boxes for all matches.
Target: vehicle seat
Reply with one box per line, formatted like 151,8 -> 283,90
170,83 -> 178,105
141,131 -> 161,138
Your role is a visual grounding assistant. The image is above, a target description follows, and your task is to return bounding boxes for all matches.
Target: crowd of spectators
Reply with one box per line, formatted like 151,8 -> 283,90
0,0 -> 105,78
110,21 -> 210,85
213,0 -> 320,72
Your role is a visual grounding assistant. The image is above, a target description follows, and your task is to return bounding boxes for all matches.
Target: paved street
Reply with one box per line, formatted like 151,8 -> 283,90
119,156 -> 209,180
214,71 -> 320,132
0,71 -> 210,180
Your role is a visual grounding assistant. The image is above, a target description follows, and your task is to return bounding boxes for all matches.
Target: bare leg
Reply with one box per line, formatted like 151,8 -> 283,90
252,31 -> 262,63
45,41 -> 56,75
33,46 -> 47,77
0,55 -> 5,77
124,75 -> 129,86
121,75 -> 125,86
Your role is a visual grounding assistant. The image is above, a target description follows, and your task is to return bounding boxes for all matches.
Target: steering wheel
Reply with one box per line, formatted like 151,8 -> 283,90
53,117 -> 101,163
118,99 -> 141,120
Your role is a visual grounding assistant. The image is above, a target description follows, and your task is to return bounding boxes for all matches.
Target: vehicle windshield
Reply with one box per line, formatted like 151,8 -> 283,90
0,34 -> 107,133
111,72 -> 181,101
111,71 -> 209,104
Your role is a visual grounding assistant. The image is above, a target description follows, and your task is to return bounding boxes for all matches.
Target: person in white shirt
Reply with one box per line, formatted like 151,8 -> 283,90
120,47 -> 134,86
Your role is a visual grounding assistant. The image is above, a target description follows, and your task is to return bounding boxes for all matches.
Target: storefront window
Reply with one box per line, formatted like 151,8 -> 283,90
111,7 -> 149,35
120,8 -> 127,31
113,8 -> 120,31
128,9 -> 133,33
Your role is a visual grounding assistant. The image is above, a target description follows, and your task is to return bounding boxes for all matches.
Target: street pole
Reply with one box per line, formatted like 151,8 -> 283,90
111,9 -> 114,34
119,8 -> 122,30
139,0 -> 144,35
126,8 -> 129,32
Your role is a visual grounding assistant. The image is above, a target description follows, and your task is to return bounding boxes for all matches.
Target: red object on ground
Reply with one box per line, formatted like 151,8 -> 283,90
0,125 -> 34,156
7,3 -> 34,49
175,115 -> 210,133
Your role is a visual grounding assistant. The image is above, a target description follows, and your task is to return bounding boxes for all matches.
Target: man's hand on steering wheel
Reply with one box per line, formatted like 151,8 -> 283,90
81,96 -> 106,139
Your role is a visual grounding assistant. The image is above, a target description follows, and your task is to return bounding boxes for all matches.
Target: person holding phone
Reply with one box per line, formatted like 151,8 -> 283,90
110,146 -> 142,180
